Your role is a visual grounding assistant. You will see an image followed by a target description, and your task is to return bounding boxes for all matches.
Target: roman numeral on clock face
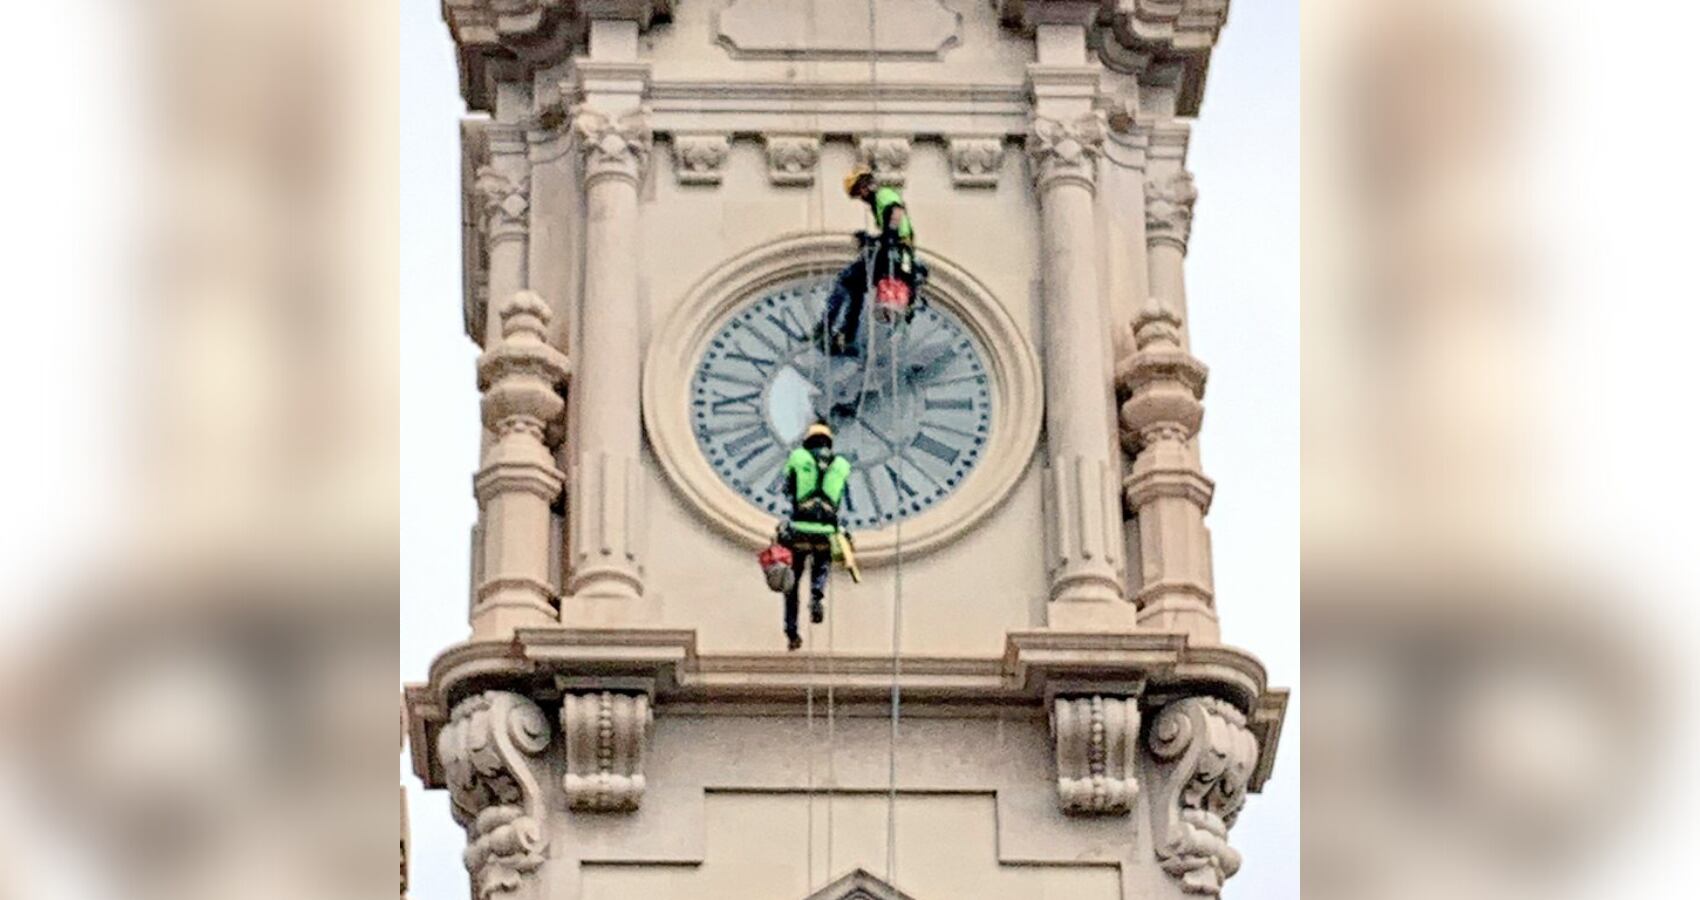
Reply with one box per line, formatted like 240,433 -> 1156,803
691,278 -> 992,530
909,431 -> 961,466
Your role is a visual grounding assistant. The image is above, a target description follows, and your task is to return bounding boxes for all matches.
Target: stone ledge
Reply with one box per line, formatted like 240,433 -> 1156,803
406,627 -> 1286,792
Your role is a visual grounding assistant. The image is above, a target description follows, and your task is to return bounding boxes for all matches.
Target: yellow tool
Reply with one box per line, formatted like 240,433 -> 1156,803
833,532 -> 863,583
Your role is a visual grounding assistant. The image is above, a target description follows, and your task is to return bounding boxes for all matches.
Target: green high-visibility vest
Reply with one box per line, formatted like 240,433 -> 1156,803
786,447 -> 852,535
873,186 -> 914,244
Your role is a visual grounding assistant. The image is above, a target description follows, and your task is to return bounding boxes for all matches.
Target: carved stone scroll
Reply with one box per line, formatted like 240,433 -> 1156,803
948,136 -> 1005,188
858,136 -> 913,186
1148,696 -> 1259,895
561,690 -> 653,811
672,133 -> 730,186
437,692 -> 553,900
1052,695 -> 1140,814
764,134 -> 821,186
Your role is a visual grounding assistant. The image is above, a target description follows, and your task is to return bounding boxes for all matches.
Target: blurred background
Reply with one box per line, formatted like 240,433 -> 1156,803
0,1 -> 1695,899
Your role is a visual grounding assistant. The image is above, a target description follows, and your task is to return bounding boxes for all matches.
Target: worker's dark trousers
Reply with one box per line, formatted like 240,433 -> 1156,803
782,542 -> 833,639
824,254 -> 873,351
825,245 -> 924,353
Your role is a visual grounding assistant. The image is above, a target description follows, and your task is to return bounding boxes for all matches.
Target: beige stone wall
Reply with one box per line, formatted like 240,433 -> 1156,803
415,5 -> 1286,900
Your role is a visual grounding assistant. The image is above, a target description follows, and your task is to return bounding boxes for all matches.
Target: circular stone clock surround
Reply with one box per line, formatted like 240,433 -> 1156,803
643,232 -> 1042,564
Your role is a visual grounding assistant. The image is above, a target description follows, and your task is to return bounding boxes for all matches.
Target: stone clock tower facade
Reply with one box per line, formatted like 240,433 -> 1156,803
406,2 -> 1287,899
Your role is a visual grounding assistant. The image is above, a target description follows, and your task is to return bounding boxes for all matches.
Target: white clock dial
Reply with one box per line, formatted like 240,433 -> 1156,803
689,277 -> 994,530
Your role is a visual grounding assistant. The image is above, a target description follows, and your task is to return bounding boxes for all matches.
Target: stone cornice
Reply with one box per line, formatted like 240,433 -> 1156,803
997,2 -> 1231,116
443,1 -> 674,111
405,627 -> 1286,793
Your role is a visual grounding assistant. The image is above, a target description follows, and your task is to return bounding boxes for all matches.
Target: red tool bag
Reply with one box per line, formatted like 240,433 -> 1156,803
874,277 -> 912,322
758,543 -> 796,593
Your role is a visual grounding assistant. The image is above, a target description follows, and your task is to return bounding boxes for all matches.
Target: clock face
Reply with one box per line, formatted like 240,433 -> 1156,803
689,277 -> 994,531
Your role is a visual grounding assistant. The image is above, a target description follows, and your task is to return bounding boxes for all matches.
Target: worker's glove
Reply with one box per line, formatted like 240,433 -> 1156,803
776,520 -> 795,545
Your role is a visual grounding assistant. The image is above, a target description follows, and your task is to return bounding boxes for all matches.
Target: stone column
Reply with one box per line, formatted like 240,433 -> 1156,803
472,95 -> 532,348
1117,166 -> 1220,641
564,98 -> 651,604
473,292 -> 571,639
1028,108 -> 1129,620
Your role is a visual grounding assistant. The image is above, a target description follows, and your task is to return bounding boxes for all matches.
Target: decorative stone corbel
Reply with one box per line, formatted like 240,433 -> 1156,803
947,136 -> 1005,188
1145,169 -> 1199,252
1051,695 -> 1141,814
763,134 -> 820,186
1147,696 -> 1259,896
1026,111 -> 1108,192
571,104 -> 654,186
858,136 -> 912,186
672,133 -> 730,185
561,690 -> 653,811
437,692 -> 553,900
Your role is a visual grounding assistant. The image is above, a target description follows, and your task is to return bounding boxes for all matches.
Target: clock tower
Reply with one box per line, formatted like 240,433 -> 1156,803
406,2 -> 1287,899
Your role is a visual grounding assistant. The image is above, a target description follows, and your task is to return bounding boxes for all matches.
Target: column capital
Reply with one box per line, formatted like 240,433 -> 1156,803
1027,110 -> 1108,193
472,164 -> 530,245
1145,168 -> 1199,251
572,104 -> 654,187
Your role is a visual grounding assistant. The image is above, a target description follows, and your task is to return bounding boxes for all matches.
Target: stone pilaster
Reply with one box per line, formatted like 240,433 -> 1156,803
472,120 -> 532,348
565,96 -> 652,605
473,291 -> 570,638
437,691 -> 554,900
1028,103 -> 1129,620
1117,161 -> 1219,642
1147,696 -> 1259,897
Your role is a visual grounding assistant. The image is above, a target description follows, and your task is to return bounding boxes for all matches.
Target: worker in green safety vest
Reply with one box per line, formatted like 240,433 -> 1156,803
819,166 -> 926,356
777,421 -> 853,650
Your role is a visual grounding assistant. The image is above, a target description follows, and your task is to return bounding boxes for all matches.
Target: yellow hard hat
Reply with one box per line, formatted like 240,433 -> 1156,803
843,167 -> 873,197
804,422 -> 834,444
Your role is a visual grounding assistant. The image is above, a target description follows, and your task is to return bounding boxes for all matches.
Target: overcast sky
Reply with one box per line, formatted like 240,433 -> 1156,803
399,3 -> 1299,898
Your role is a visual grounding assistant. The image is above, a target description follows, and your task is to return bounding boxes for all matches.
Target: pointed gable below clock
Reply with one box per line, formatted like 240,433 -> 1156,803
804,868 -> 918,900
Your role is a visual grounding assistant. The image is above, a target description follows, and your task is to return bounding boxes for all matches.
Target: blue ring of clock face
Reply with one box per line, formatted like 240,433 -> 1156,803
689,276 -> 994,531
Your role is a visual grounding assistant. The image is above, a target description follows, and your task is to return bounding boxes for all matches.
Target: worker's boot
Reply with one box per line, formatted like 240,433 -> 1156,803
810,598 -> 825,624
787,631 -> 803,651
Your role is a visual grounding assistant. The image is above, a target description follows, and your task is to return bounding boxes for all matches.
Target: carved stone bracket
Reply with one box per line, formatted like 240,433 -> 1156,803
1145,169 -> 1199,252
672,133 -> 730,185
947,136 -> 1006,188
763,134 -> 821,186
1051,694 -> 1141,814
1027,112 -> 1108,192
1148,696 -> 1258,896
437,692 -> 553,900
561,690 -> 653,811
858,135 -> 913,186
473,165 -> 531,244
572,105 -> 654,186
